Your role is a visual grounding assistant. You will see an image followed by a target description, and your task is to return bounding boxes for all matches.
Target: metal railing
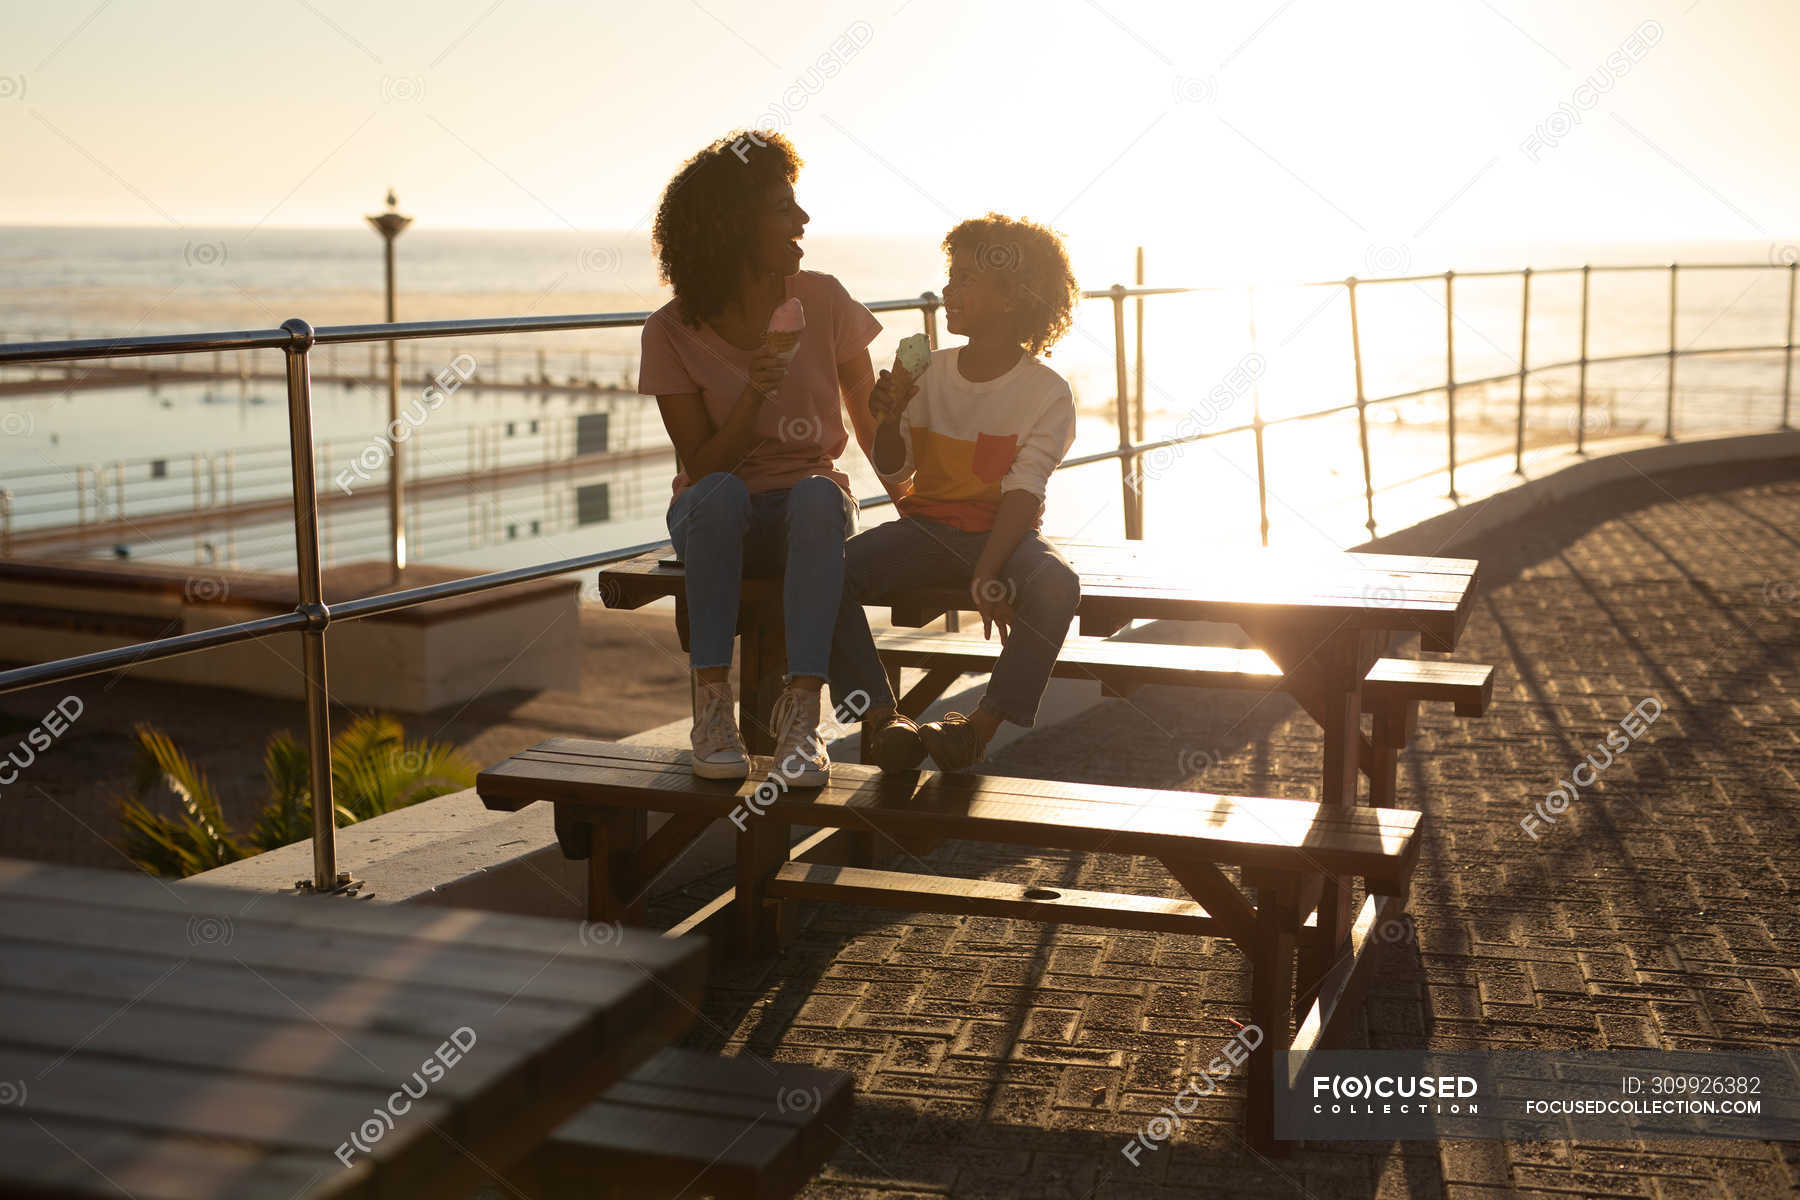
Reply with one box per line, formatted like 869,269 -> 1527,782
0,259 -> 1795,890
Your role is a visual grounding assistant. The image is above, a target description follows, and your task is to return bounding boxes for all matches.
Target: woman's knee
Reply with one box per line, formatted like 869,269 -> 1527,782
787,475 -> 851,533
683,473 -> 750,527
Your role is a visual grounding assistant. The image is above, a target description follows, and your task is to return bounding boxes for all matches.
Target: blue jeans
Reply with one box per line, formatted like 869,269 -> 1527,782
829,515 -> 1081,727
666,473 -> 856,679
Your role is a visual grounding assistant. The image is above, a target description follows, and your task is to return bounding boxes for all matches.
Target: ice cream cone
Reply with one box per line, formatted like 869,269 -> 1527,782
891,332 -> 931,384
766,297 -> 805,362
766,330 -> 800,361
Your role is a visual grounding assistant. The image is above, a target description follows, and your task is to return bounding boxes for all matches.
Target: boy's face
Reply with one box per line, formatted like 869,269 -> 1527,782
754,180 -> 808,277
942,250 -> 1014,341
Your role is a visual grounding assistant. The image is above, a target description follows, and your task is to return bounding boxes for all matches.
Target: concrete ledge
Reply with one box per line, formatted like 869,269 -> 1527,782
0,558 -> 581,711
1355,429 -> 1800,557
182,787 -> 588,915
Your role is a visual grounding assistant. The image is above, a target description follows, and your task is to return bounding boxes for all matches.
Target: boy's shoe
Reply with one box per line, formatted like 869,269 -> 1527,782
919,712 -> 990,772
770,685 -> 830,788
867,713 -> 926,772
690,677 -> 749,780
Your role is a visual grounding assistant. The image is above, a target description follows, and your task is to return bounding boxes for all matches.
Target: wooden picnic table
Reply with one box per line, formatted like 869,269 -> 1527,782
597,534 -> 1479,976
0,857 -> 707,1199
597,535 -> 1477,789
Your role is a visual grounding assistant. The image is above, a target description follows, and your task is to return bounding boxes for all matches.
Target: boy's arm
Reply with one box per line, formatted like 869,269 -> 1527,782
969,489 -> 1041,641
869,369 -> 918,483
971,383 -> 1078,640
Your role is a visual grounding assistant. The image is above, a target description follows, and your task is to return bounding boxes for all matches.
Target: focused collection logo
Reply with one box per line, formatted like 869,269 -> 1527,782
1311,1073 -> 1480,1115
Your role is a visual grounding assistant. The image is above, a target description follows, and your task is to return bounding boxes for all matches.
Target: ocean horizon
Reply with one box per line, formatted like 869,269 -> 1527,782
2,227 -> 1793,575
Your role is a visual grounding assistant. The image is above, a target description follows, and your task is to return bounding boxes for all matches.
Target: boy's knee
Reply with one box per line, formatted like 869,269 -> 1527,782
1032,557 -> 1081,616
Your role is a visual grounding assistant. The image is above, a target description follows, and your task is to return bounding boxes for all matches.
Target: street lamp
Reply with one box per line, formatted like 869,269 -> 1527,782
365,187 -> 413,572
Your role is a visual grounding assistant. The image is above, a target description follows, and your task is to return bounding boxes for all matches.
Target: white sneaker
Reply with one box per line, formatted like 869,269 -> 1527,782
690,677 -> 749,780
769,685 -> 830,788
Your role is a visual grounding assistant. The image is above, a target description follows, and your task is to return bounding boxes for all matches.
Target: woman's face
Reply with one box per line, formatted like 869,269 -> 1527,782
754,180 -> 809,277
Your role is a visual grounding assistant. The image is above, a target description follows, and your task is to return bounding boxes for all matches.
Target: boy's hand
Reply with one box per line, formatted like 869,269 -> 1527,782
971,576 -> 1013,644
747,343 -> 789,399
869,367 -> 918,424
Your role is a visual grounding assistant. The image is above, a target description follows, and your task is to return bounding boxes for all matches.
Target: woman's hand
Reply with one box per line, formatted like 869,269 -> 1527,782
868,367 -> 918,424
747,343 -> 790,400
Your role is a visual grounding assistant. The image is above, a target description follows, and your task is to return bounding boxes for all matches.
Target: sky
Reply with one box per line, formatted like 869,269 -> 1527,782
2,0 -> 1797,276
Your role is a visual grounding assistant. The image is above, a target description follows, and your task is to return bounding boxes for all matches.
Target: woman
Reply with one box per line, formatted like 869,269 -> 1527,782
638,131 -> 880,785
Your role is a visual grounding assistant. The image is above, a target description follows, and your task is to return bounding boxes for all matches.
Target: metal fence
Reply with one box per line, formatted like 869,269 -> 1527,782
0,260 -> 1794,890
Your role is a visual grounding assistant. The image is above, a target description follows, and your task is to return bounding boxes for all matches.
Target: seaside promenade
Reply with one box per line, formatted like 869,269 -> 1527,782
3,448 -> 1795,1196
632,458 -> 1800,1199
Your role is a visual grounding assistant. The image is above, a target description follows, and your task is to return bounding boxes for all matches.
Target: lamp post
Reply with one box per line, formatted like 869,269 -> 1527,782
365,188 -> 412,572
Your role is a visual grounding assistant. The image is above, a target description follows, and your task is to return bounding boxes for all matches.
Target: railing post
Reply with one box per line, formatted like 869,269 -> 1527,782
1514,267 -> 1531,474
1133,247 -> 1146,442
1576,264 -> 1591,453
1444,270 -> 1458,501
225,448 -> 236,566
1110,284 -> 1142,540
1665,262 -> 1679,440
919,290 -> 956,630
384,234 -> 408,572
1247,287 -> 1269,547
1348,277 -> 1375,536
280,318 -> 342,894
920,291 -> 940,350
1782,261 -> 1795,430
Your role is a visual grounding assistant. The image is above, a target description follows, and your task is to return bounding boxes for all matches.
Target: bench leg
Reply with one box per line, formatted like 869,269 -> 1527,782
734,814 -> 790,957
587,810 -> 648,926
738,594 -> 787,757
1246,872 -> 1299,1155
895,663 -> 963,720
1367,701 -> 1416,808
1250,625 -> 1383,1043
1308,682 -> 1360,996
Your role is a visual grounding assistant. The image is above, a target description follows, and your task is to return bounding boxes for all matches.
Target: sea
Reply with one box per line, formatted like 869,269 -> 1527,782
0,227 -> 1792,576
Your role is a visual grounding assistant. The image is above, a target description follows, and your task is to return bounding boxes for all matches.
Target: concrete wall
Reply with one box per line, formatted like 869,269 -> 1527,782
0,576 -> 580,711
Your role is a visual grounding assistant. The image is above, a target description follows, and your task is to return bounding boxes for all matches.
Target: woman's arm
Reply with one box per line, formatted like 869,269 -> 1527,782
655,345 -> 787,480
838,348 -> 877,458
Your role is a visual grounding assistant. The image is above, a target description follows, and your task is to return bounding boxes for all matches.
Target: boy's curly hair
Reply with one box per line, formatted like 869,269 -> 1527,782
943,214 -> 1080,355
652,131 -> 803,327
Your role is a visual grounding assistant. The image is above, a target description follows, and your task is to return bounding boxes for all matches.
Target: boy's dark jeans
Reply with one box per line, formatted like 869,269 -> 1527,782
828,515 -> 1080,728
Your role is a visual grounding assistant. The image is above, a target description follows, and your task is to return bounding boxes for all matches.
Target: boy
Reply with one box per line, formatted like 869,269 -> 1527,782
829,214 -> 1082,771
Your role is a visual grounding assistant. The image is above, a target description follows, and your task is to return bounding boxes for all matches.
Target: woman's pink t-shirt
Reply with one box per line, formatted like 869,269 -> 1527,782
637,270 -> 881,497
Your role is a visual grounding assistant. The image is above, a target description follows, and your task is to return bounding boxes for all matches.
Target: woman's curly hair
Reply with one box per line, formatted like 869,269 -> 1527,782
652,131 -> 803,327
943,214 -> 1080,355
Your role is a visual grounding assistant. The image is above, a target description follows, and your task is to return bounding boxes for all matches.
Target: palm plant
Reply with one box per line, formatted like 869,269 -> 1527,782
117,726 -> 246,878
119,714 -> 478,877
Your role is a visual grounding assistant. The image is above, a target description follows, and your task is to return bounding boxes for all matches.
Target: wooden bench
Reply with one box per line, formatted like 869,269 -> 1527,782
871,630 -> 1495,805
477,739 -> 1424,1151
516,1048 -> 853,1200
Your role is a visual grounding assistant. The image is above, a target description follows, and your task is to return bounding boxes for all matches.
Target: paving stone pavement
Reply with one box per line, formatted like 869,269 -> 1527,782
658,460 -> 1800,1200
